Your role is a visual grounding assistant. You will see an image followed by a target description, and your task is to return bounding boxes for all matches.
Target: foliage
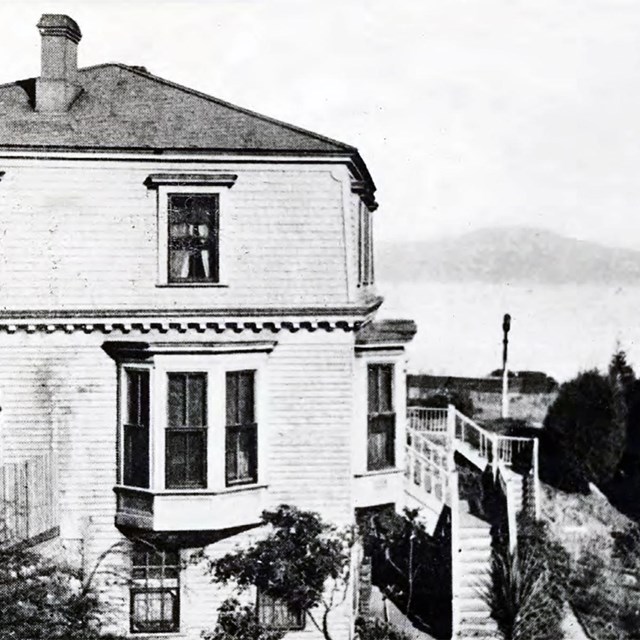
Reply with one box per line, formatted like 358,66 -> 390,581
410,389 -> 474,417
541,366 -> 626,491
358,507 -> 451,639
206,505 -> 352,640
354,616 -> 412,640
202,598 -> 285,640
0,546 -> 115,640
567,549 -> 640,640
488,521 -> 567,640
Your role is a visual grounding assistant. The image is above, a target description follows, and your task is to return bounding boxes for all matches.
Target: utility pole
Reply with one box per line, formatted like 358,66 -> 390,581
502,313 -> 511,419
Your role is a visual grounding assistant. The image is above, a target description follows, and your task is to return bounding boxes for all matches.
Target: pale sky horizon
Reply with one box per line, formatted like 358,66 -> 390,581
1,1 -> 640,252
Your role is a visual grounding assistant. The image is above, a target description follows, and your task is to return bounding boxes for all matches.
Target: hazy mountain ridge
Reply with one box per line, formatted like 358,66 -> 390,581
377,227 -> 640,284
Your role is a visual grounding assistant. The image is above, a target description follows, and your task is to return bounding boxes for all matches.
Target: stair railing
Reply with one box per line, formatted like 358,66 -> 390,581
405,427 -> 449,503
497,467 -> 519,553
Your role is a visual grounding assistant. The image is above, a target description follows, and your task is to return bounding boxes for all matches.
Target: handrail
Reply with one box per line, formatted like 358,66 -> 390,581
497,466 -> 518,553
405,426 -> 449,504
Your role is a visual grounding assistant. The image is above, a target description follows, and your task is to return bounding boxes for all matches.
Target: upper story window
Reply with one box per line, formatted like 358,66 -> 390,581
143,173 -> 237,287
130,544 -> 180,634
367,363 -> 395,470
168,194 -> 219,283
358,202 -> 374,286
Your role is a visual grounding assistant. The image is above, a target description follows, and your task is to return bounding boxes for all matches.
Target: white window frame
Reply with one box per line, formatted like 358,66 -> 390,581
117,352 -> 268,494
353,352 -> 406,476
156,184 -> 233,287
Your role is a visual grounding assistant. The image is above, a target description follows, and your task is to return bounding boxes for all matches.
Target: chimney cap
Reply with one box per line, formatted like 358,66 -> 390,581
37,14 -> 82,44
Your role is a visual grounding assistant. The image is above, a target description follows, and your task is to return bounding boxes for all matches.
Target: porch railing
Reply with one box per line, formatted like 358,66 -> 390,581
0,453 -> 59,549
407,407 -> 448,434
405,427 -> 449,503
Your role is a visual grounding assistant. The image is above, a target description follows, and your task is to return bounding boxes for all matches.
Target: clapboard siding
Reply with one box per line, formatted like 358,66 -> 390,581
0,328 -> 357,638
266,333 -> 354,526
0,160 -> 363,310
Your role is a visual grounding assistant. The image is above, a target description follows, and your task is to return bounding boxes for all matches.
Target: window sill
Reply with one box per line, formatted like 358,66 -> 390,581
354,467 -> 403,478
114,483 -> 268,496
156,283 -> 229,288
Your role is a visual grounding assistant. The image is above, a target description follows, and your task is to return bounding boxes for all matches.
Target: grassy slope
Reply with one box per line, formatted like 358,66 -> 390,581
541,482 -> 635,639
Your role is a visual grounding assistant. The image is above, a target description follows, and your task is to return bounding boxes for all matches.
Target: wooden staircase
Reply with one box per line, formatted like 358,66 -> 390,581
406,405 -> 541,640
455,508 -> 499,639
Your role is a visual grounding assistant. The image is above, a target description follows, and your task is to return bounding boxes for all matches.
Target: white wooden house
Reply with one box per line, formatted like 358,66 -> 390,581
0,15 -> 543,640
0,14 -> 418,639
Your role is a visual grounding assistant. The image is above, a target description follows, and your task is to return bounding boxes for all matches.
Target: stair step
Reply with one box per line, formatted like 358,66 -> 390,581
458,527 -> 491,539
459,617 -> 499,628
457,558 -> 491,572
458,535 -> 492,548
459,575 -> 490,589
457,597 -> 491,613
458,585 -> 487,599
458,548 -> 492,561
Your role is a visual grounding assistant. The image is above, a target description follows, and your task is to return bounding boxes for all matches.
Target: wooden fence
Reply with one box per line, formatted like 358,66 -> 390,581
0,453 -> 59,548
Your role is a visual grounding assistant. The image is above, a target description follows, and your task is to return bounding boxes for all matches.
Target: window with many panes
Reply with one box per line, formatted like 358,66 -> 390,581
168,194 -> 219,283
367,364 -> 395,470
256,591 -> 305,630
130,544 -> 180,634
226,370 -> 258,486
124,369 -> 150,488
166,372 -> 207,489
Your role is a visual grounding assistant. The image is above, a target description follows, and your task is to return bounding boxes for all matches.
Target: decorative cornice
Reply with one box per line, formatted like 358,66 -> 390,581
0,300 -> 383,335
351,179 -> 378,212
144,173 -> 238,189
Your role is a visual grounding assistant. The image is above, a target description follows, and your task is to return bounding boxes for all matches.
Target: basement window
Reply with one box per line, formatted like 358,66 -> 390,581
256,591 -> 305,630
130,545 -> 180,634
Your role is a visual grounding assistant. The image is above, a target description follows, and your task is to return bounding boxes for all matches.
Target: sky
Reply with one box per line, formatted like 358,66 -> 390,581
2,0 -> 640,249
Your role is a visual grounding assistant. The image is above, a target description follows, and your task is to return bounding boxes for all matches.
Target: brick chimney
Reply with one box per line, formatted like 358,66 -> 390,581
36,14 -> 83,113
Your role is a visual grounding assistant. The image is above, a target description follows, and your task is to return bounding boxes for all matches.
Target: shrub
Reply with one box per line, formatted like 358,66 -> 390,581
0,546 -> 112,640
488,521 -> 567,640
203,598 -> 284,640
354,617 -> 412,640
410,390 -> 474,417
358,507 -> 451,638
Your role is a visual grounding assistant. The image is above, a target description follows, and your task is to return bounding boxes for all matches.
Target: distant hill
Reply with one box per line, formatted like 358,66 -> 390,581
376,227 -> 640,284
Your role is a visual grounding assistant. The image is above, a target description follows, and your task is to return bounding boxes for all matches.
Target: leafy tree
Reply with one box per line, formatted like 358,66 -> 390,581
541,367 -> 626,491
203,598 -> 284,640
206,505 -> 353,640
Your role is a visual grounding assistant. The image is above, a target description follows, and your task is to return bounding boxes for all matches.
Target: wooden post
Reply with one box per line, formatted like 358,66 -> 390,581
533,438 -> 541,519
450,470 -> 460,638
447,404 -> 456,466
502,313 -> 511,419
